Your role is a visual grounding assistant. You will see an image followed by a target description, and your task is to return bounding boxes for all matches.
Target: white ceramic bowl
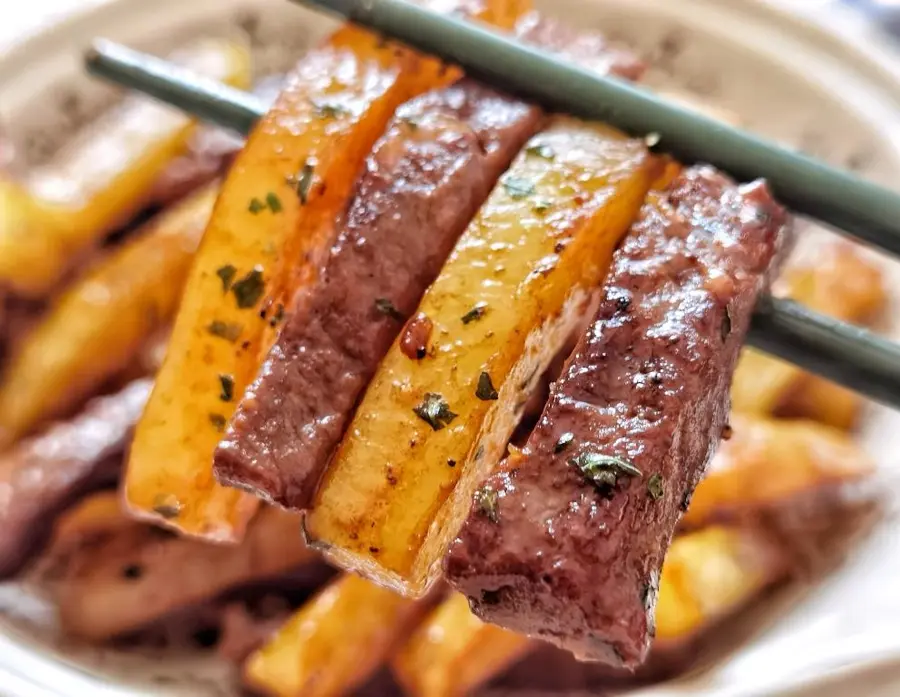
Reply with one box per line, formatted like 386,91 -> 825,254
2,1 -> 900,695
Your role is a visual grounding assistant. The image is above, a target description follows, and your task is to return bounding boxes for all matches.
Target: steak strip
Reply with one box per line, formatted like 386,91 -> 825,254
445,166 -> 791,666
214,14 -> 645,510
0,378 -> 151,578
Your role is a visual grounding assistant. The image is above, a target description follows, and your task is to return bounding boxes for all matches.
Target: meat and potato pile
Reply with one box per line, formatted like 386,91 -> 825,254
0,2 -> 887,696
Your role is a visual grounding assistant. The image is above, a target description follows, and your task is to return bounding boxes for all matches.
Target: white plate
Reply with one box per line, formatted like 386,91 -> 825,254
2,0 -> 900,695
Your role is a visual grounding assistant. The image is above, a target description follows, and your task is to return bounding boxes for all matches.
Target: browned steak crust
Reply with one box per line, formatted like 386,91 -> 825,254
445,166 -> 791,666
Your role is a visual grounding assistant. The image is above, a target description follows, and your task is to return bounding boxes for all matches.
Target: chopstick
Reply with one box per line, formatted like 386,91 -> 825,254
83,40 -> 900,412
293,0 -> 900,259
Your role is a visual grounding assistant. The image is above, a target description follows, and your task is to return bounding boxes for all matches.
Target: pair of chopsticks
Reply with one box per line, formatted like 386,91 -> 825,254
83,0 -> 900,411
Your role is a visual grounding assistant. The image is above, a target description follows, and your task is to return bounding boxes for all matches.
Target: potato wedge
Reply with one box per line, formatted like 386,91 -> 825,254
0,185 -> 217,447
125,0 -> 526,542
655,526 -> 785,643
0,39 -> 250,297
681,414 -> 874,530
244,574 -> 420,697
51,505 -> 317,641
393,593 -> 530,697
307,119 -> 654,594
731,242 -> 886,426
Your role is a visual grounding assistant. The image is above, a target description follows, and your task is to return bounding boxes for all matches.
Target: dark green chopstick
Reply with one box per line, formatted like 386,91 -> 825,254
86,39 -> 265,136
292,0 -> 900,258
81,40 -> 900,412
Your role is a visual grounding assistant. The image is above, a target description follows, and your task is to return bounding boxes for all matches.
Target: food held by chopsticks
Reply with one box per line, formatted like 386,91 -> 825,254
445,167 -> 789,665
124,0 -> 526,543
0,0 -> 893,693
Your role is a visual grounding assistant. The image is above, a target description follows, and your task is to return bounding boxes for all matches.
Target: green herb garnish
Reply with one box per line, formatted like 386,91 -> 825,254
209,413 -> 227,432
216,264 -> 237,292
289,161 -> 316,205
375,297 -> 404,321
525,143 -> 555,160
532,198 -> 553,214
231,268 -> 265,309
554,432 -> 574,453
313,101 -> 349,119
570,452 -> 642,490
503,176 -> 535,200
266,192 -> 283,213
207,320 -> 243,343
475,372 -> 499,401
413,393 -> 457,431
648,473 -> 665,500
461,303 -> 487,324
219,374 -> 235,402
248,197 -> 266,214
474,485 -> 500,523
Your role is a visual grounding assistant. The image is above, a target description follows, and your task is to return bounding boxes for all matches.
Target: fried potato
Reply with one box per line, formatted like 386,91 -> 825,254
0,39 -> 250,297
307,120 -> 654,594
392,593 -> 530,697
0,185 -> 217,447
681,414 -> 874,530
244,574 -> 420,697
655,527 -> 785,643
52,505 -> 316,641
731,242 -> 886,427
126,0 -> 524,542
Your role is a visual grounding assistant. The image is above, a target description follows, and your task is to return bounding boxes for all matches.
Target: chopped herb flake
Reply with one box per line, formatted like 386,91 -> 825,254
413,393 -> 457,431
207,320 -> 243,343
554,432 -> 575,453
248,197 -> 266,214
231,268 -> 265,309
525,143 -> 555,160
209,413 -> 227,432
570,452 -> 642,490
266,192 -> 283,213
219,374 -> 235,402
216,264 -> 237,292
532,198 -> 553,214
474,485 -> 500,523
461,303 -> 487,324
375,297 -> 404,321
313,101 -> 349,118
648,473 -> 665,500
289,161 -> 316,205
475,372 -> 499,401
503,176 -> 536,200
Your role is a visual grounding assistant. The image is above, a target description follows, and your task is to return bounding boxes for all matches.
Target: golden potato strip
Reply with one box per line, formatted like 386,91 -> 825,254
53,505 -> 315,641
307,119 -> 654,594
393,593 -> 530,697
682,414 -> 874,529
244,575 -> 419,697
125,0 -> 525,542
655,527 -> 785,643
0,39 -> 250,297
731,242 -> 886,424
0,185 -> 217,447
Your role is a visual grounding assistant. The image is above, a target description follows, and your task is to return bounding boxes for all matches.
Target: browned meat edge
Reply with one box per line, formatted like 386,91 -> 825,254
445,166 -> 791,666
0,378 -> 151,577
213,15 -> 646,511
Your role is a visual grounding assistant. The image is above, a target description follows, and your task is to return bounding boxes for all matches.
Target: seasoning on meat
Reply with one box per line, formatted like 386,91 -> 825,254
445,166 -> 790,666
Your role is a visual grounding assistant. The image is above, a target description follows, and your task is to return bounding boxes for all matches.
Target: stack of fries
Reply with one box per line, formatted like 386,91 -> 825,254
0,3 -> 886,696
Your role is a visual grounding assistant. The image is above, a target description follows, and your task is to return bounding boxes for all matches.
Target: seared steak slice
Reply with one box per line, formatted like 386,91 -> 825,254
214,18 -> 646,511
0,378 -> 151,577
445,166 -> 790,666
